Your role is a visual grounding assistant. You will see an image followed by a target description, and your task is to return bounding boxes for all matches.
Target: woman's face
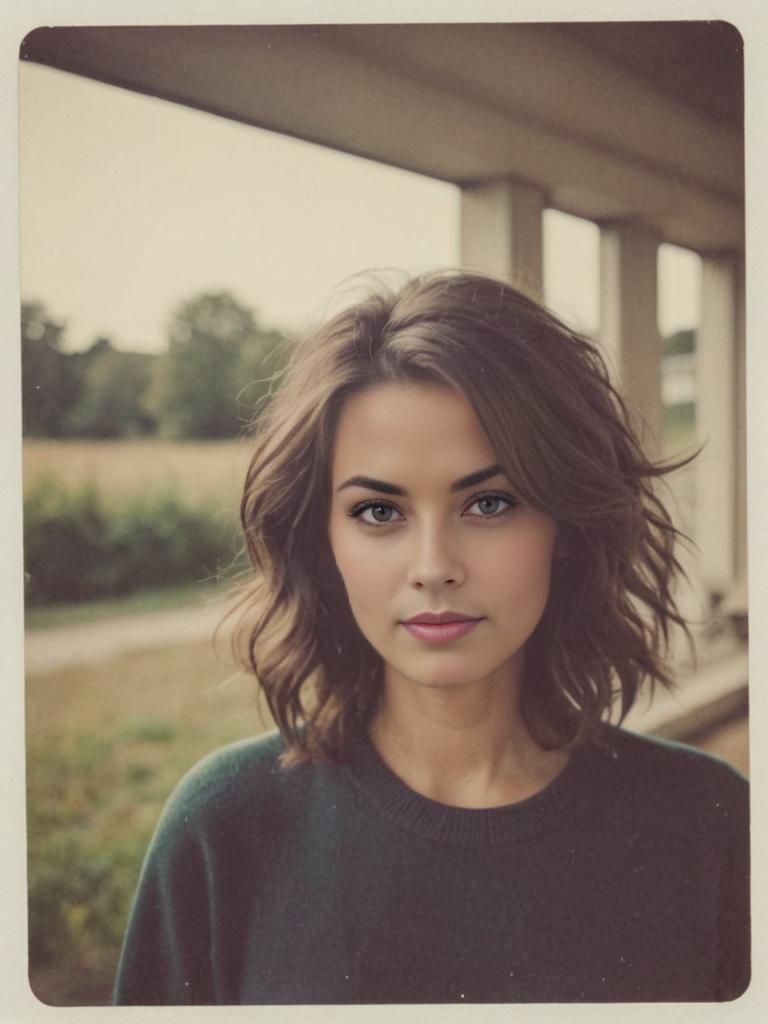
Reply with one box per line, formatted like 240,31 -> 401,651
328,382 -> 558,695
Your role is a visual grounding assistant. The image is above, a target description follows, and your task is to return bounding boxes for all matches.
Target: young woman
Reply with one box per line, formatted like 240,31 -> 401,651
114,271 -> 749,1005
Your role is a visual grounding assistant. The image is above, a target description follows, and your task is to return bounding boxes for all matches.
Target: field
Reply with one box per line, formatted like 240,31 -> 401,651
23,438 -> 255,508
23,419 -> 695,511
23,409 -> 695,498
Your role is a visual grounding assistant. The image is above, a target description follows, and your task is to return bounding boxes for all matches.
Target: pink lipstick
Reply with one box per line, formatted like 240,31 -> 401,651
401,611 -> 483,645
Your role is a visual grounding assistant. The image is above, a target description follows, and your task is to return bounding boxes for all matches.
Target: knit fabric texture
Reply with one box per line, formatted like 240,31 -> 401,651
113,726 -> 750,1004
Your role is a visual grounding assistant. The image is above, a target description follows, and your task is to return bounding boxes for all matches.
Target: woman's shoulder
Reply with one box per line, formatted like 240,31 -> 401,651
178,729 -> 288,789
605,725 -> 746,780
156,730 -> 315,837
594,726 -> 748,825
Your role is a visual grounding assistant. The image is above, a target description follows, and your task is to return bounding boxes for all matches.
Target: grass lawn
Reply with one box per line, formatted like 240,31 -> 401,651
26,638 -> 269,1006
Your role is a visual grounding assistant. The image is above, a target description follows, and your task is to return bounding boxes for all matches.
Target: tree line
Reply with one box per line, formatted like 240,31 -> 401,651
22,292 -> 695,441
21,291 -> 290,439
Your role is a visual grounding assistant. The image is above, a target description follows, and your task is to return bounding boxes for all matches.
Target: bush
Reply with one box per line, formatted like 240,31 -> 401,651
24,478 -> 241,606
24,478 -> 110,604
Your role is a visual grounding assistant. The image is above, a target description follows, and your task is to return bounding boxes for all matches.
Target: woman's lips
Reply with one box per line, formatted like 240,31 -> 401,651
401,614 -> 483,644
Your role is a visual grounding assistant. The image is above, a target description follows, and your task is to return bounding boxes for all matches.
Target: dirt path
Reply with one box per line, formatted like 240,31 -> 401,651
24,600 -> 234,675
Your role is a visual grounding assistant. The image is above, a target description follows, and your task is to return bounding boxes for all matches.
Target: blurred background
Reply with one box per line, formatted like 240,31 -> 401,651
19,23 -> 746,1005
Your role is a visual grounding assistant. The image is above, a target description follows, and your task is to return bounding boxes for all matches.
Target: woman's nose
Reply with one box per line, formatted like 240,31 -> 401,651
406,525 -> 466,591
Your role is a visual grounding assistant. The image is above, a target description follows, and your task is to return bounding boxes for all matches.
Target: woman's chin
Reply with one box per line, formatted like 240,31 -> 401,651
385,659 -> 513,694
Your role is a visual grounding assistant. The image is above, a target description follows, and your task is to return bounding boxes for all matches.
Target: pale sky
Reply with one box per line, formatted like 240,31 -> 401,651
19,60 -> 699,354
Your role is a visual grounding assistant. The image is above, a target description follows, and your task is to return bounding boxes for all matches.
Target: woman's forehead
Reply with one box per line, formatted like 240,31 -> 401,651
331,383 -> 499,487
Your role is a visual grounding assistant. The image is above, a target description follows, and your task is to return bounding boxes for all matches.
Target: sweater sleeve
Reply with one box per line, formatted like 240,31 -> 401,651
113,766 -> 219,1005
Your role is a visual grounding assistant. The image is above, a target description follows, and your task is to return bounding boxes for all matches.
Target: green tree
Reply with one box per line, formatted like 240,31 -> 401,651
236,327 -> 291,422
153,291 -> 287,438
67,338 -> 157,438
21,301 -> 81,436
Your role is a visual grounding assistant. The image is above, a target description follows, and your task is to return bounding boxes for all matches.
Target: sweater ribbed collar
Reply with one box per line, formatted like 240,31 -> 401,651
346,733 -> 605,848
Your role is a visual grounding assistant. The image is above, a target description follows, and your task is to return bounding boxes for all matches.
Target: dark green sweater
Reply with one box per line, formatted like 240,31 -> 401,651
113,727 -> 749,1004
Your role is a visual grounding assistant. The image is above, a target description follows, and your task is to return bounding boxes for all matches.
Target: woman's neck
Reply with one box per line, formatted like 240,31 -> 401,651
369,675 -> 569,809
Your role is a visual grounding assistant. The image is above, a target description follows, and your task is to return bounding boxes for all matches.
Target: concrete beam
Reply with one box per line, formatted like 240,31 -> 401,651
21,25 -> 744,253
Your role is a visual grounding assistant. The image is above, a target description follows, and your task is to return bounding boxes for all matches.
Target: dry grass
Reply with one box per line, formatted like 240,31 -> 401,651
23,438 -> 255,508
26,639 -> 259,739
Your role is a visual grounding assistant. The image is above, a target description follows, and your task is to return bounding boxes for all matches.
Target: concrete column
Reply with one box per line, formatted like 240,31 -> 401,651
696,253 -> 743,595
599,221 -> 663,456
734,255 -> 747,589
460,179 -> 545,299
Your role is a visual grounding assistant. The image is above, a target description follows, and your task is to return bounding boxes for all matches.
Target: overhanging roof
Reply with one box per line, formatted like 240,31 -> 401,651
21,22 -> 744,253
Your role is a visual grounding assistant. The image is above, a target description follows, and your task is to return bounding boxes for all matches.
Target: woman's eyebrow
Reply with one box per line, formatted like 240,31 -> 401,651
337,476 -> 406,495
336,465 -> 504,496
450,464 -> 504,492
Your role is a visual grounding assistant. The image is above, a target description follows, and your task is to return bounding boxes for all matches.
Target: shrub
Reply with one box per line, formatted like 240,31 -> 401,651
24,478 -> 110,604
23,478 -> 241,606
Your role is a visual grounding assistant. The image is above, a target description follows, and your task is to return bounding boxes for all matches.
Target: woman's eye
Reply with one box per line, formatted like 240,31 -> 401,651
353,502 -> 404,526
465,495 -> 515,518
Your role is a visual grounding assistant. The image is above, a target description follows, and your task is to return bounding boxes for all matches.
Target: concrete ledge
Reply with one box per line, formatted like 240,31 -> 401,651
623,649 -> 748,741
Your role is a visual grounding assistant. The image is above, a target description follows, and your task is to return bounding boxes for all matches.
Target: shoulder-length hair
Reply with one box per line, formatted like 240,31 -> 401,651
235,270 -> 691,765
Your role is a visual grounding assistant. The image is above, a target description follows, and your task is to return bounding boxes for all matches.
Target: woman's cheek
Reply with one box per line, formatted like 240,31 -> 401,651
333,534 -> 387,611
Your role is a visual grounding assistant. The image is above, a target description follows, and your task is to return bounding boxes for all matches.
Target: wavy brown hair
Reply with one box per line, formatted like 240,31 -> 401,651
235,270 -> 692,764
